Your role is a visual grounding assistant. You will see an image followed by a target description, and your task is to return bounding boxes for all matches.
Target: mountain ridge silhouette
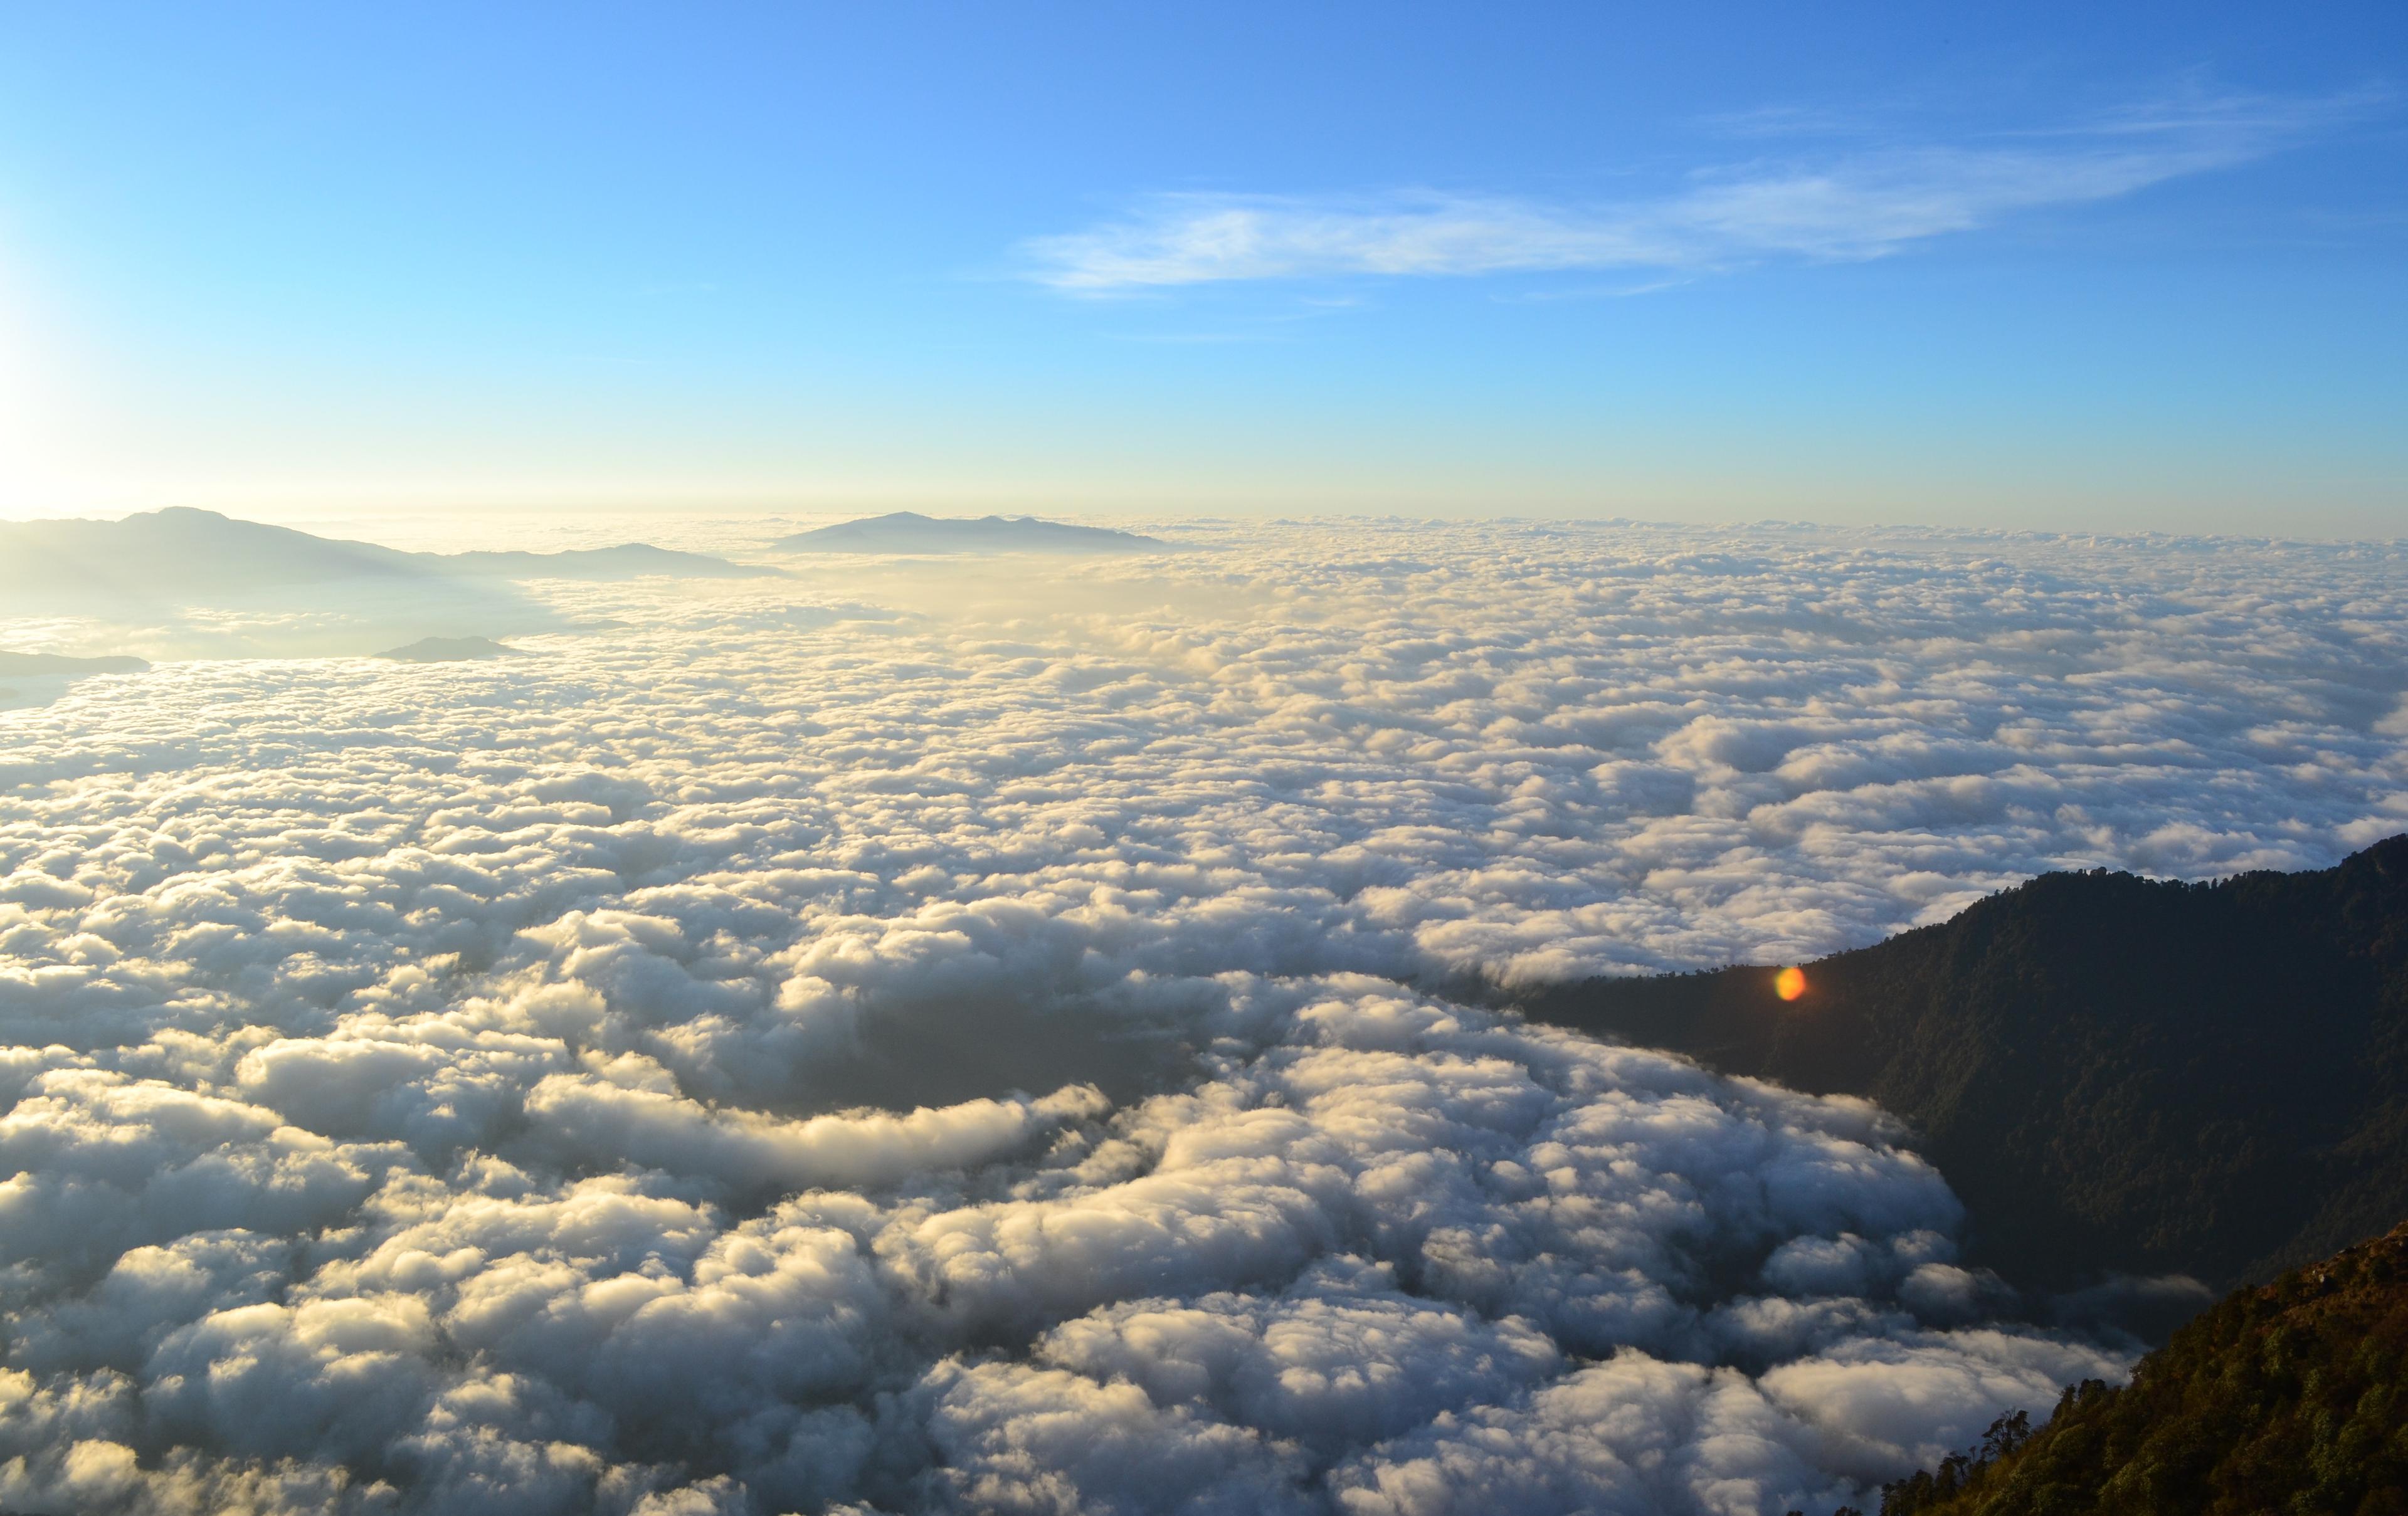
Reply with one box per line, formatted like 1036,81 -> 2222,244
774,510 -> 1163,554
1518,834 -> 2408,1292
0,507 -> 773,594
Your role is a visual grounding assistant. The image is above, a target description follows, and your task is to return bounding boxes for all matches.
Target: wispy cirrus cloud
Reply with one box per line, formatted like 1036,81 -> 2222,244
1022,90 -> 2375,292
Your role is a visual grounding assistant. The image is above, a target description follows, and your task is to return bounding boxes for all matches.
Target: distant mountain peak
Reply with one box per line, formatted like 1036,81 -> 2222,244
374,636 -> 520,663
0,650 -> 151,676
0,509 -> 773,594
774,512 -> 1163,554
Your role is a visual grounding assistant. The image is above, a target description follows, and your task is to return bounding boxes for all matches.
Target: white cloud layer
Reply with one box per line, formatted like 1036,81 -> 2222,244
1,516 -> 2403,1512
1022,93 -> 2362,290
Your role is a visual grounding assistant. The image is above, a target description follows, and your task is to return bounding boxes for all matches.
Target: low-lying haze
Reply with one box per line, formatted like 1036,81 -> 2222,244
2,515 -> 2403,1514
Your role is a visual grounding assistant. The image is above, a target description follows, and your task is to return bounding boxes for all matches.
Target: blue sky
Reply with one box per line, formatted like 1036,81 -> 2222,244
1,2 -> 2402,532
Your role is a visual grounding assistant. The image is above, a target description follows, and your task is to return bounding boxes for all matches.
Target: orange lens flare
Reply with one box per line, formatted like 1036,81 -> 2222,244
1774,966 -> 1807,1002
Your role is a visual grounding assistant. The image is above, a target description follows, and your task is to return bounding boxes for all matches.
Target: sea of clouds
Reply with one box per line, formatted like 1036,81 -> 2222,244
1,517 -> 2403,1514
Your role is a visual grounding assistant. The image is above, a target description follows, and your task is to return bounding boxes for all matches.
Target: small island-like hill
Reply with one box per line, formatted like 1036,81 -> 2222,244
374,636 -> 521,662
774,510 -> 1163,554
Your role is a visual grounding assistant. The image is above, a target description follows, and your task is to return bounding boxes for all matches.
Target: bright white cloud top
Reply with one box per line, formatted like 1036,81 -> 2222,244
1,517 -> 2402,1514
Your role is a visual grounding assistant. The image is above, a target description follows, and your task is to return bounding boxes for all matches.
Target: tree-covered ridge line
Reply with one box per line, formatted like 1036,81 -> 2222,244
1872,1218 -> 2408,1515
1518,834 -> 2408,1291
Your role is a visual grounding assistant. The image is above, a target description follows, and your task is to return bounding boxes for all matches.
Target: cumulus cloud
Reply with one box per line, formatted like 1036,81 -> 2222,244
0,516 -> 2402,1512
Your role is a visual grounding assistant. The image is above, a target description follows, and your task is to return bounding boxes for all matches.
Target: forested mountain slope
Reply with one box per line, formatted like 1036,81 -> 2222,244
1876,1219 -> 2408,1515
1518,835 -> 2408,1288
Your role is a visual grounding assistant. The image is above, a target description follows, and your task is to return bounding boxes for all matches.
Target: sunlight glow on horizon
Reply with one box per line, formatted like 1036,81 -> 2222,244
0,4 -> 2399,534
